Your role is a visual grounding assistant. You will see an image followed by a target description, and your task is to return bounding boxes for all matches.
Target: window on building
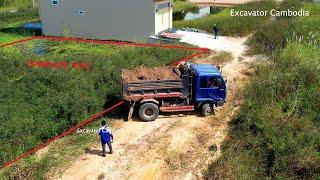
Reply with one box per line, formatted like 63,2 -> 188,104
52,0 -> 59,5
158,2 -> 170,10
76,10 -> 86,15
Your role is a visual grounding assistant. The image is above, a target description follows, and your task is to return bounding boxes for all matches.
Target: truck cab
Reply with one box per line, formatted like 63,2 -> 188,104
192,64 -> 227,105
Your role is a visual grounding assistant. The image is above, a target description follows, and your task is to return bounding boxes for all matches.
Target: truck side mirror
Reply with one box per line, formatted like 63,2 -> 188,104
217,65 -> 221,71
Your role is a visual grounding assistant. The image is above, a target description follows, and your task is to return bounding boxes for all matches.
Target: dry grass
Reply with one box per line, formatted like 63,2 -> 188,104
194,51 -> 233,65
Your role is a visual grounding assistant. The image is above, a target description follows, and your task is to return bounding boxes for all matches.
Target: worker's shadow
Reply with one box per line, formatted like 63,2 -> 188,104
85,148 -> 102,156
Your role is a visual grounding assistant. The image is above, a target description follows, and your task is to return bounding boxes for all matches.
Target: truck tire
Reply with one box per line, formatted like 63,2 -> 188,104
202,103 -> 212,116
139,103 -> 159,121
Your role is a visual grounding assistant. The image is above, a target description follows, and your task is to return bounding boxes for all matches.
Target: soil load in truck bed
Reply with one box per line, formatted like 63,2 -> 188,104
122,66 -> 181,82
122,66 -> 186,101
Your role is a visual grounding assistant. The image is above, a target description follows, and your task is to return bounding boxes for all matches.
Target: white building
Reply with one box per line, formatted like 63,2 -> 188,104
39,0 -> 173,42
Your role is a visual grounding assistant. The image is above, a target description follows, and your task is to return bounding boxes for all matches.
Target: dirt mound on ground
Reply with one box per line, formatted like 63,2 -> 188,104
122,66 -> 180,82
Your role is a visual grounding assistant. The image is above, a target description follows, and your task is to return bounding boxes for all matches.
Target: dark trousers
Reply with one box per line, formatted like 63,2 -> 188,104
102,141 -> 113,156
214,33 -> 218,39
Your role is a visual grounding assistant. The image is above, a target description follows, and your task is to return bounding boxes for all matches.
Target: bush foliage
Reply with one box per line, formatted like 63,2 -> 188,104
206,1 -> 320,179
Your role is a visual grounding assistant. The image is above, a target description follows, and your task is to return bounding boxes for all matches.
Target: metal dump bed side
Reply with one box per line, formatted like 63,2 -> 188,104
122,76 -> 185,101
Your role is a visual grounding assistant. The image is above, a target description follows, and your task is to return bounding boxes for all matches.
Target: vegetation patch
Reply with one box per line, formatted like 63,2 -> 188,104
193,51 -> 233,65
0,7 -> 39,44
173,0 -> 198,21
246,0 -> 303,55
173,0 -> 277,36
0,39 -> 193,178
205,1 -> 320,179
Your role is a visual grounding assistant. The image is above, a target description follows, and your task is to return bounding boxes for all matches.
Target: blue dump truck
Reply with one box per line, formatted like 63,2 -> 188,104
122,62 -> 227,121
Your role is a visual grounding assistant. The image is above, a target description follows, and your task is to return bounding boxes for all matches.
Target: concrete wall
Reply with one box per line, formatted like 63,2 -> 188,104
39,0 -> 171,42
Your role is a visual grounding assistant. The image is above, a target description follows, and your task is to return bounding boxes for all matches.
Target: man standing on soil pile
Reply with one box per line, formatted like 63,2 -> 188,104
213,24 -> 219,39
99,120 -> 113,157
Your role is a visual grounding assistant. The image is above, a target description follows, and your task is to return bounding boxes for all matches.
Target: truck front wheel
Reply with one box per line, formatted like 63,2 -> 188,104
139,103 -> 159,121
202,103 -> 213,116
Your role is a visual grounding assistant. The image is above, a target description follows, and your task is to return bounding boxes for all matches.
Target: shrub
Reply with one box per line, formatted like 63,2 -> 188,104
246,19 -> 293,55
247,1 -> 320,55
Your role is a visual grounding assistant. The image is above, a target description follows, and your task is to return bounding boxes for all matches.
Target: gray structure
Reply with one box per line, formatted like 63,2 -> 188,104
39,0 -> 173,42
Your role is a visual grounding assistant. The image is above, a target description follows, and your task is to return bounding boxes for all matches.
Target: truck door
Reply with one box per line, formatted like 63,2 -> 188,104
198,76 -> 226,102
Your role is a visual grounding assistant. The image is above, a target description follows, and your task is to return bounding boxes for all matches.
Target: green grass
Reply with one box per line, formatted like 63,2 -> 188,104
0,3 -> 194,178
173,0 -> 277,36
291,3 -> 320,46
0,8 -> 39,45
173,0 -> 198,21
0,118 -> 114,179
206,42 -> 320,179
0,8 -> 39,28
205,1 -> 320,179
0,0 -> 36,11
247,1 -> 320,55
0,39 -> 193,178
173,0 -> 198,15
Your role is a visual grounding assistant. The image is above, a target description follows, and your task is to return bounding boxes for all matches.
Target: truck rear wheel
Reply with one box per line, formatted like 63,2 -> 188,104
202,103 -> 213,116
139,103 -> 159,121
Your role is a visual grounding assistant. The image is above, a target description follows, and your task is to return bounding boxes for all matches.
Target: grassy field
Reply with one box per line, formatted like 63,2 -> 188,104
0,7 -> 39,44
0,38 -> 193,178
173,0 -> 198,14
173,0 -> 277,36
0,3 -> 196,178
205,1 -> 320,179
1,0 -> 319,179
0,0 -> 36,12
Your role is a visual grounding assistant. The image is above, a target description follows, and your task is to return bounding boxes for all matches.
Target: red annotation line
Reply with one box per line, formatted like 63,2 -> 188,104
0,36 -> 37,48
36,36 -> 210,52
171,49 -> 210,66
2,101 -> 125,170
0,35 -> 210,171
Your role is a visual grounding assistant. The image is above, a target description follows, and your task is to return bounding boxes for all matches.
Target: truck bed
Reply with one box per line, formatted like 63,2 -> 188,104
122,66 -> 180,82
122,66 -> 185,101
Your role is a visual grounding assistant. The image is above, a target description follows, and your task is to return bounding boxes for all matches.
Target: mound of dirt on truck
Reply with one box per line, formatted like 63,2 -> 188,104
122,66 -> 180,82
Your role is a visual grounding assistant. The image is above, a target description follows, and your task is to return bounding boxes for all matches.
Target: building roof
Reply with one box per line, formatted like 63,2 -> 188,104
192,64 -> 221,76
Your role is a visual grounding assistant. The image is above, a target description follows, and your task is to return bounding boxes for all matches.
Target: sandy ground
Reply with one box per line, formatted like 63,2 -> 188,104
50,35 -> 256,180
177,31 -> 247,58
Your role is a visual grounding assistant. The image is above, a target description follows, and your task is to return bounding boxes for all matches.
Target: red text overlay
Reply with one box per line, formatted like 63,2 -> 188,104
26,61 -> 91,70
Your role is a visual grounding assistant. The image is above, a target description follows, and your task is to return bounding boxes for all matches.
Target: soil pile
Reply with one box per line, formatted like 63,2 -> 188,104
123,66 -> 180,82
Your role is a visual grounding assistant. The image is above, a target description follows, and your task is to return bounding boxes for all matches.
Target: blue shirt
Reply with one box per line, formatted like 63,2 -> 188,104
99,126 -> 112,144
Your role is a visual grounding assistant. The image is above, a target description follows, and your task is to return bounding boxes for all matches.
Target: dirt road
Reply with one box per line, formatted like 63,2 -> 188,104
52,36 -> 255,180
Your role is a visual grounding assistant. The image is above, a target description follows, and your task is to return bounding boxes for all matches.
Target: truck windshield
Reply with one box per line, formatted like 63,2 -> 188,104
208,77 -> 223,88
200,76 -> 224,89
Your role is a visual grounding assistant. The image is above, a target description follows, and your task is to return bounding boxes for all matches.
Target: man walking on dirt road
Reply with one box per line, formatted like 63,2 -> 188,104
213,24 -> 219,39
99,120 -> 113,157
